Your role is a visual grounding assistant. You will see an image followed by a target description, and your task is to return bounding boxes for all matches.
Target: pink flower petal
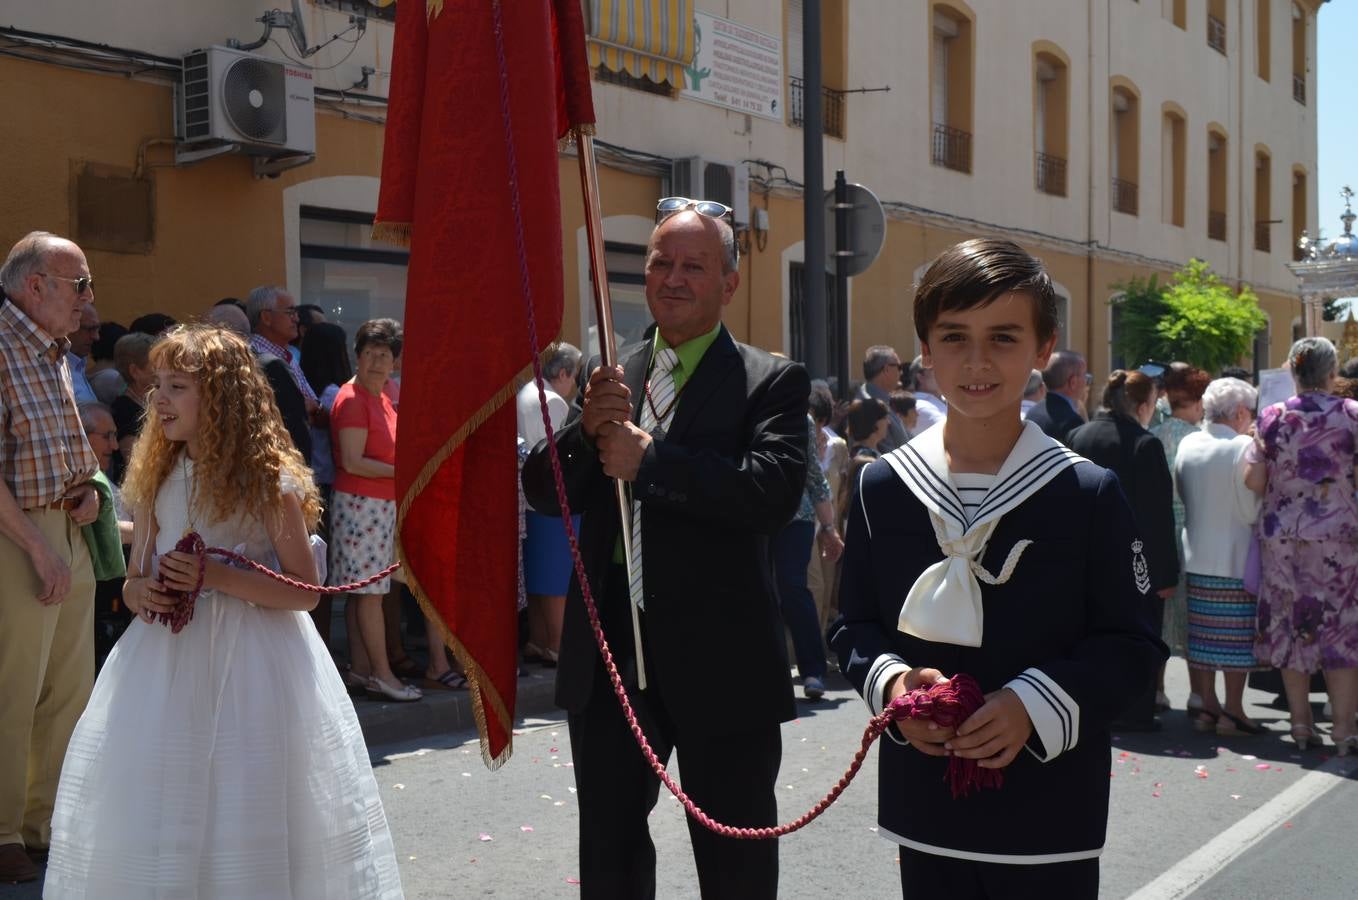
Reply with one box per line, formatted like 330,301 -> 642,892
520,826 -> 534,832
478,833 -> 493,842
1255,763 -> 1272,770
566,877 -> 581,885
1151,791 -> 1161,797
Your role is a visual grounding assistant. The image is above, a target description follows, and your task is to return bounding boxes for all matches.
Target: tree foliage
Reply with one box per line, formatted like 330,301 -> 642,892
1111,259 -> 1268,373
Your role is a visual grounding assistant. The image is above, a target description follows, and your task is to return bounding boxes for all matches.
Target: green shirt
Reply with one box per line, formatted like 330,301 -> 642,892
610,323 -> 724,564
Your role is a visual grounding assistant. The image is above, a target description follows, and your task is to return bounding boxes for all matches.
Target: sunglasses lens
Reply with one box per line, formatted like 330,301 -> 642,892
657,197 -> 688,212
695,201 -> 729,218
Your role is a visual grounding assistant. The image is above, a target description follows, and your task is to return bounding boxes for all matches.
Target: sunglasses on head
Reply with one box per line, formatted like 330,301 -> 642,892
656,197 -> 734,224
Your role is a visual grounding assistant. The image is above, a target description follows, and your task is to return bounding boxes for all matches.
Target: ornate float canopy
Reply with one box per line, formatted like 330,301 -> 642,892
1291,186 -> 1358,337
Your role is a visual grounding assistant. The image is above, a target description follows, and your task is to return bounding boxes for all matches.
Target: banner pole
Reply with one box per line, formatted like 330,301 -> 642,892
576,133 -> 648,690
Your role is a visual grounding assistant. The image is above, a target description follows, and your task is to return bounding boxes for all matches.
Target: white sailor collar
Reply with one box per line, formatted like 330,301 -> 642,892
881,420 -> 1085,647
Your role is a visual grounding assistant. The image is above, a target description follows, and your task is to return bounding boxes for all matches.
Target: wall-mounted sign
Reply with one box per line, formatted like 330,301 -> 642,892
680,11 -> 783,121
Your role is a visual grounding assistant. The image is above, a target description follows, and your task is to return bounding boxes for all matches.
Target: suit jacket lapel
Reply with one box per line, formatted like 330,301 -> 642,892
665,325 -> 740,443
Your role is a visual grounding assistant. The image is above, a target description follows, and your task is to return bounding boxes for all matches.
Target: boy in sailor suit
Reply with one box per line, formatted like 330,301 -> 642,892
828,239 -> 1166,899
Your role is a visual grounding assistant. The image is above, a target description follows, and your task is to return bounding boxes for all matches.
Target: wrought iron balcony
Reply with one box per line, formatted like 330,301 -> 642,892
931,123 -> 972,174
1035,152 -> 1067,196
1209,210 -> 1228,241
1293,73 -> 1306,104
1207,15 -> 1226,54
789,77 -> 845,139
1112,178 -> 1139,216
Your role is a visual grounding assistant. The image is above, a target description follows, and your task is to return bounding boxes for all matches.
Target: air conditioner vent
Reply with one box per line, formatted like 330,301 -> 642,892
222,56 -> 287,144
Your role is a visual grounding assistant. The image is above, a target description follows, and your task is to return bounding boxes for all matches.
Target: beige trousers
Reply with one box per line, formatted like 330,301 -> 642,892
0,508 -> 94,849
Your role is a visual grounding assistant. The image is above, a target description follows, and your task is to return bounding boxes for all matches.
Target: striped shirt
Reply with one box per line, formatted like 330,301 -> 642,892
0,300 -> 100,508
249,332 -> 319,405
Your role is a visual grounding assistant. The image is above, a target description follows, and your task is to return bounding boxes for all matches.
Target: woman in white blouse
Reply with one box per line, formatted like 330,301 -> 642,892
1174,378 -> 1264,736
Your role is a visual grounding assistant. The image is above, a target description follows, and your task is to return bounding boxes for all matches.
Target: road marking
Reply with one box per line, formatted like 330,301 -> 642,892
1126,755 -> 1358,899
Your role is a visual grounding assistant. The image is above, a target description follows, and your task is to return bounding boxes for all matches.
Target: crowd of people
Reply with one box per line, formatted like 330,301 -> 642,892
3,212 -> 1356,898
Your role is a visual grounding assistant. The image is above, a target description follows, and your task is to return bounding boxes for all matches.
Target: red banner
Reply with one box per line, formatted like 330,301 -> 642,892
375,0 -> 595,767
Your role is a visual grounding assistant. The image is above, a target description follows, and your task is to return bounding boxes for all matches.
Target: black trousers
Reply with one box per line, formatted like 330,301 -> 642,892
899,846 -> 1099,900
567,647 -> 782,900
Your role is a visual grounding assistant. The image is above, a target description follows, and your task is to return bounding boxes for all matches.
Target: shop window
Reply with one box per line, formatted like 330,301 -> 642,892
299,206 -> 409,341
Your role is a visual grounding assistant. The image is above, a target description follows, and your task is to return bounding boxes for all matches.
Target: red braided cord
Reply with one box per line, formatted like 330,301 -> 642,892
202,547 -> 401,594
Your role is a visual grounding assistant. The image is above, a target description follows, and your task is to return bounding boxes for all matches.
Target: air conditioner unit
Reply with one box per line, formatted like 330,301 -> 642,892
671,158 -> 750,229
176,45 -> 315,160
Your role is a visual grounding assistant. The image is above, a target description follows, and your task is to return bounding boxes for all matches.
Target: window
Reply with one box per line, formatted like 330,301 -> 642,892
1110,80 -> 1140,216
1292,3 -> 1307,104
1257,0 -> 1271,80
787,0 -> 848,138
1034,44 -> 1069,196
1207,127 -> 1229,241
930,2 -> 974,173
1207,0 -> 1227,54
587,241 -> 651,358
1255,148 -> 1272,253
1109,294 -> 1127,372
299,206 -> 409,342
789,262 -> 842,380
1292,167 -> 1308,261
1161,104 -> 1186,227
1168,0 -> 1186,29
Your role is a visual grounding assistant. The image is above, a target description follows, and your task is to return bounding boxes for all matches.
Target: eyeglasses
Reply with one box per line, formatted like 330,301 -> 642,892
656,197 -> 734,224
85,428 -> 117,442
39,273 -> 93,295
270,307 -> 300,320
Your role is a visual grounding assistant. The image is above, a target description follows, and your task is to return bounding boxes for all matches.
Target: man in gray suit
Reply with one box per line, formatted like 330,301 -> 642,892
856,345 -> 908,452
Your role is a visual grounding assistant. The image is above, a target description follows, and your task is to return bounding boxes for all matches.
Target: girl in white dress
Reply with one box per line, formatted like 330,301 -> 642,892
44,325 -> 404,899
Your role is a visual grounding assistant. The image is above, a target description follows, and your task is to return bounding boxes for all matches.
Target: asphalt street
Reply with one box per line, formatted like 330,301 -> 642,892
5,662 -> 1357,898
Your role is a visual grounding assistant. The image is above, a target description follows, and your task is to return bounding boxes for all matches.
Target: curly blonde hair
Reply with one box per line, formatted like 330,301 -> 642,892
122,324 -> 321,531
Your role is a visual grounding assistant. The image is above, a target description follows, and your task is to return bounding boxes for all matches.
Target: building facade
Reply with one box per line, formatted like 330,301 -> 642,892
0,0 -> 1325,381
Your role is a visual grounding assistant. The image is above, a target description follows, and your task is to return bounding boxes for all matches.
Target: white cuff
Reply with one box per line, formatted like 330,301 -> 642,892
864,655 -> 912,746
1005,668 -> 1079,762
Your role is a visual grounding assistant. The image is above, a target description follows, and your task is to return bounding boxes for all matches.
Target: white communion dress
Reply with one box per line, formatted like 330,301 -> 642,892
44,459 -> 404,899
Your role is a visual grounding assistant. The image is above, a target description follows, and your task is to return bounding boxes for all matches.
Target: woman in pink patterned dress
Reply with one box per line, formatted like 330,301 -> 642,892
1245,337 -> 1358,755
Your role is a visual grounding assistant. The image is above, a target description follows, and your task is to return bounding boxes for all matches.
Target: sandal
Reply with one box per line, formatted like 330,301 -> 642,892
1216,711 -> 1266,736
421,670 -> 469,691
1291,723 -> 1320,751
1190,709 -> 1220,733
367,676 -> 422,702
343,668 -> 369,695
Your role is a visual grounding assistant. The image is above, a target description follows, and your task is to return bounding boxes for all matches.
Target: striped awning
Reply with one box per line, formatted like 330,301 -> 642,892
586,0 -> 694,88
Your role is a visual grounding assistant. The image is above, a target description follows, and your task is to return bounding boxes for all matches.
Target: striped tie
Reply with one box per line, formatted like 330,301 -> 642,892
629,348 -> 679,611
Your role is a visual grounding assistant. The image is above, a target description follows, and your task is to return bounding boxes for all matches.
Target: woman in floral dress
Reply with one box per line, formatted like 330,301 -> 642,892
1151,363 -> 1210,712
1245,337 -> 1358,755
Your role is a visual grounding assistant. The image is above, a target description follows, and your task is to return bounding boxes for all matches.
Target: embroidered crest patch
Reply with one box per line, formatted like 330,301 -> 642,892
1131,540 -> 1151,595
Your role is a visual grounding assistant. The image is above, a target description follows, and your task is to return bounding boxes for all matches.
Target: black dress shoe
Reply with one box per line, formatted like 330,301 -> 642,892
1111,717 -> 1162,733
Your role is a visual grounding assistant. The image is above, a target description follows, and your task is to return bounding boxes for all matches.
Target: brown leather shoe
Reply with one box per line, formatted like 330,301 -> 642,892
0,842 -> 39,883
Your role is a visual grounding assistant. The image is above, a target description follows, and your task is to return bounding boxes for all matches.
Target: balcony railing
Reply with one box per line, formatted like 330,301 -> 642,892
1293,73 -> 1306,104
1035,152 -> 1067,196
1207,15 -> 1227,54
788,77 -> 845,139
1208,210 -> 1227,241
931,123 -> 972,173
1112,177 -> 1139,216
1255,221 -> 1271,252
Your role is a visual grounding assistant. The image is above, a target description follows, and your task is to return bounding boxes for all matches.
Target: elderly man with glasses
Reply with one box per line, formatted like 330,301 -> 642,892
856,345 -> 910,452
525,198 -> 808,900
66,303 -> 100,405
245,284 -> 315,461
0,232 -> 103,883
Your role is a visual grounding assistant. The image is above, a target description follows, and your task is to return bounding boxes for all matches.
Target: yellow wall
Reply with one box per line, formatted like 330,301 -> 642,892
0,56 -> 383,325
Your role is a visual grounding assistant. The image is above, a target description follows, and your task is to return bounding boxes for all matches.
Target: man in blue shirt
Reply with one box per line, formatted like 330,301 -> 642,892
66,303 -> 99,405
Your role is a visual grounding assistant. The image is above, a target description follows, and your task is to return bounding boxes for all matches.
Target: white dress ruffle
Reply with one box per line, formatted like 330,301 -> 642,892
44,459 -> 404,899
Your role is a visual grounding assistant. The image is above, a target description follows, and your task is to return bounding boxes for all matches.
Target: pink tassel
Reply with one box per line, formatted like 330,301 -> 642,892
888,673 -> 1004,799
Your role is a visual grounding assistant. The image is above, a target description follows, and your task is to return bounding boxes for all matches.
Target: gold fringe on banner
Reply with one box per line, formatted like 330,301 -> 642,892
370,221 -> 412,248
427,0 -> 445,22
395,344 -> 558,769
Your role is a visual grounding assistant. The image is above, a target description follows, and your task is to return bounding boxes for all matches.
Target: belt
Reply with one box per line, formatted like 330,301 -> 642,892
47,496 -> 81,512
